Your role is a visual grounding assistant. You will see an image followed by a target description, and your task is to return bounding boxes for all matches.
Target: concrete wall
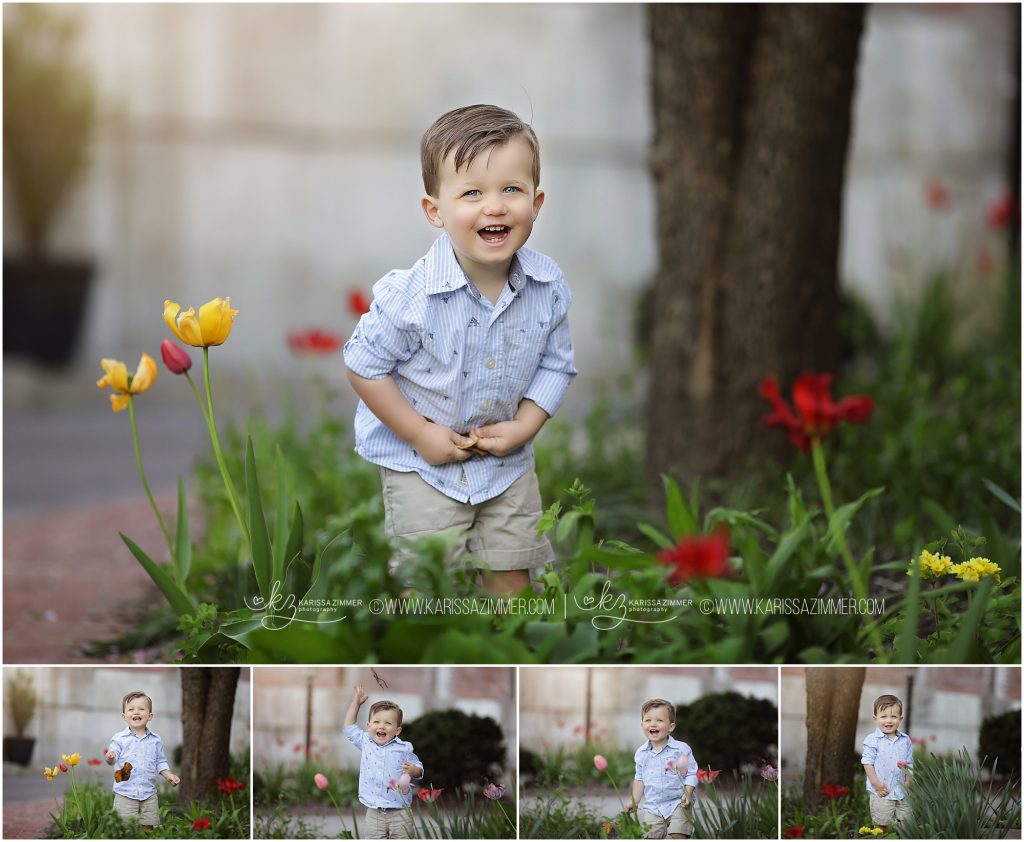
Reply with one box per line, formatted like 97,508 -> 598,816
780,666 -> 1021,778
519,666 -> 777,753
2,666 -> 251,773
4,4 -> 1015,399
252,666 -> 516,771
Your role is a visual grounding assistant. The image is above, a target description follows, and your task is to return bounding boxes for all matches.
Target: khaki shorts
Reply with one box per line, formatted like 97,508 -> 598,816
869,793 -> 911,825
113,792 -> 160,827
379,468 -> 555,572
364,807 -> 413,839
642,804 -> 694,838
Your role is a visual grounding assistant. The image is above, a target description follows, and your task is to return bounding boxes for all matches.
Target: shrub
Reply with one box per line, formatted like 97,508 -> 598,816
400,709 -> 505,791
675,692 -> 777,773
978,709 -> 1021,779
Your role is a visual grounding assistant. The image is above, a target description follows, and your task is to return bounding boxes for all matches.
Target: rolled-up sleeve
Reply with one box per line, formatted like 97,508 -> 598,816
861,736 -> 877,765
344,723 -> 368,750
523,281 -> 576,416
154,738 -> 170,774
343,281 -> 420,380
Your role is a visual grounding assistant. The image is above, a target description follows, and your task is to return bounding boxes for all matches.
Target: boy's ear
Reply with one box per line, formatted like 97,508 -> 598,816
532,188 -> 545,220
395,725 -> 402,736
421,195 -> 444,229
668,721 -> 676,733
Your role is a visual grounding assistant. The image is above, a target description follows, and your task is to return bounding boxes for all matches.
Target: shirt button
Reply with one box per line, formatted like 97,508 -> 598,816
480,400 -> 490,411
486,358 -> 496,369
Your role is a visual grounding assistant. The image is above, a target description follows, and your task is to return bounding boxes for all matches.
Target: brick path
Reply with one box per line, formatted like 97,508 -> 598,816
3,491 -> 179,663
3,798 -> 58,839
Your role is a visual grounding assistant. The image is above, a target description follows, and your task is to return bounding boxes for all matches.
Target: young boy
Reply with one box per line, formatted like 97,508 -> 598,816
343,103 -> 577,595
103,691 -> 179,829
343,684 -> 424,839
861,694 -> 913,830
628,698 -> 698,839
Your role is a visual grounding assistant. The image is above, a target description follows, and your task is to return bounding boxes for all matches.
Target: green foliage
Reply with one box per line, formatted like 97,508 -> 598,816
519,789 -> 609,839
781,783 -> 877,839
979,709 -> 1021,779
6,669 -> 37,736
898,748 -> 1021,839
252,807 -> 323,840
691,773 -> 778,839
675,692 -> 777,773
405,790 -> 517,839
400,709 -> 506,791
522,745 -> 635,790
254,761 -> 359,808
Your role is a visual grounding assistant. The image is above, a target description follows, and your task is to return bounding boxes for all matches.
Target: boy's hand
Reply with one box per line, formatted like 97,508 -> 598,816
401,761 -> 422,777
682,794 -> 692,810
412,422 -> 475,465
354,684 -> 368,705
164,772 -> 180,787
470,420 -> 532,457
625,803 -> 637,814
874,782 -> 889,797
104,749 -> 116,765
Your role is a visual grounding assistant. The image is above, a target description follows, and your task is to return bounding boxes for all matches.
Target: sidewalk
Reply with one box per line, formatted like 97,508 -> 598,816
3,769 -> 72,839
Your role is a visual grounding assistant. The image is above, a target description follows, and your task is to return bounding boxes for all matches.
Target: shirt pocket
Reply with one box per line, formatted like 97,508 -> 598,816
505,327 -> 548,389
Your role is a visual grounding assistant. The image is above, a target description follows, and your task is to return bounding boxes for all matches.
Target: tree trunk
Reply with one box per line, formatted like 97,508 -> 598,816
646,5 -> 865,486
180,667 -> 240,804
803,666 -> 865,806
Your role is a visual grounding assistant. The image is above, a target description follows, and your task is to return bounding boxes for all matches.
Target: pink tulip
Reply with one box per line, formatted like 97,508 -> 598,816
160,339 -> 192,375
760,764 -> 779,782
483,782 -> 506,800
593,754 -> 609,772
314,773 -> 329,790
665,759 -> 676,771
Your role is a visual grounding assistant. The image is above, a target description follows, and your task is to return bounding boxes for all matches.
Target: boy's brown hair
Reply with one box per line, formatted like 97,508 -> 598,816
641,698 -> 676,721
872,694 -> 903,716
368,700 -> 403,727
420,104 -> 541,196
122,691 -> 153,712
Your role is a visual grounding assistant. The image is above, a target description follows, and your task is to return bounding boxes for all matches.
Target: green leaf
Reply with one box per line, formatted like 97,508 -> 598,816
662,474 -> 698,539
245,436 -> 273,603
173,475 -> 191,589
271,445 -> 290,586
762,516 -> 812,593
824,486 -> 884,556
637,522 -> 674,550
120,533 -> 196,617
896,552 -> 922,663
946,578 -> 996,663
984,478 -> 1021,514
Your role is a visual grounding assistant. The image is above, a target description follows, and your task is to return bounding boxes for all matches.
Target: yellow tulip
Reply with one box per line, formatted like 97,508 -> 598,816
62,752 -> 81,766
96,354 -> 158,412
164,297 -> 238,347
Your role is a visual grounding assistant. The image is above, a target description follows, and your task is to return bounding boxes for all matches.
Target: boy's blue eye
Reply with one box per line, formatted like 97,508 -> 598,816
503,186 -> 521,193
463,190 -> 480,198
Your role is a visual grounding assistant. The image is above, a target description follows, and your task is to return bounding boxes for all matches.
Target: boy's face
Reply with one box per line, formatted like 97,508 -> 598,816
873,704 -> 903,735
122,697 -> 154,731
367,707 -> 402,745
642,705 -> 675,744
421,135 -> 545,283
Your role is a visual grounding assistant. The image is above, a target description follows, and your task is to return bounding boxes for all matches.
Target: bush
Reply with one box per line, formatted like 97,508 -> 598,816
675,692 -> 777,773
978,709 -> 1021,779
400,709 -> 505,791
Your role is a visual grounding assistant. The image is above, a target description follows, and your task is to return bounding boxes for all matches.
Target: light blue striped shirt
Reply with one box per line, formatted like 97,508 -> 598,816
862,728 -> 913,800
635,736 -> 699,819
107,727 -> 170,801
344,724 -> 423,809
343,232 -> 576,504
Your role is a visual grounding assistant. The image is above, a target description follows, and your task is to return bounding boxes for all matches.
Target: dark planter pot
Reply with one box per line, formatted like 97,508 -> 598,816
3,735 -> 35,766
3,257 -> 94,367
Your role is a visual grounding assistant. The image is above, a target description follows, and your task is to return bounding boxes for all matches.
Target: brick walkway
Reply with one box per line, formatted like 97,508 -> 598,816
3,491 -> 179,663
3,798 -> 58,839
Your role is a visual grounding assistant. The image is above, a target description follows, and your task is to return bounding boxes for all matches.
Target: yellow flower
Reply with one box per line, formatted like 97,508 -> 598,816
908,549 -> 951,579
62,752 -> 80,766
872,830 -> 884,836
951,557 -> 1001,583
859,827 -> 873,835
43,766 -> 57,781
96,354 -> 158,412
164,297 -> 238,347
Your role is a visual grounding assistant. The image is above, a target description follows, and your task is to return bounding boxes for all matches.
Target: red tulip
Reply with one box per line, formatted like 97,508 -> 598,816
924,179 -> 950,210
697,768 -> 721,783
784,826 -> 805,838
987,191 -> 1018,230
417,787 -> 443,802
160,339 -> 193,375
60,763 -> 68,773
822,782 -> 849,799
286,328 -> 344,355
88,758 -> 102,766
593,754 -> 609,772
348,290 -> 371,317
657,529 -> 730,585
760,373 -> 874,452
192,817 -> 211,830
314,773 -> 329,790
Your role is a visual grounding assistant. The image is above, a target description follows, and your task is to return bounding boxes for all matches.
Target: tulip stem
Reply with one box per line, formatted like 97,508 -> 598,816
128,396 -> 174,560
811,440 -> 885,654
492,797 -> 517,833
201,347 -> 249,547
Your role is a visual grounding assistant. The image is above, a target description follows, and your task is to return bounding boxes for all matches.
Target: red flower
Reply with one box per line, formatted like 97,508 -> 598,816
657,529 -> 730,585
593,754 -> 609,772
286,328 -> 344,355
275,738 -> 285,747
697,768 -> 721,783
293,743 -> 303,753
760,373 -> 874,452
217,776 -> 246,795
160,339 -> 193,375
822,782 -> 850,799
784,826 -> 805,838
87,758 -> 102,766
348,290 -> 371,317
417,787 -> 443,802
924,179 -> 950,210
987,191 -> 1019,230
192,817 -> 211,830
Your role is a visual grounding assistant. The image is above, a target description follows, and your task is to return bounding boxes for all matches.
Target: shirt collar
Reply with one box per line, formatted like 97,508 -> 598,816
423,232 -> 557,296
116,726 -> 154,739
641,735 -> 685,753
872,727 -> 907,740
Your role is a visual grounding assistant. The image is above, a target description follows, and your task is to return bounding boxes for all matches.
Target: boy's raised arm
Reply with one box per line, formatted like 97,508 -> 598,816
344,684 -> 369,729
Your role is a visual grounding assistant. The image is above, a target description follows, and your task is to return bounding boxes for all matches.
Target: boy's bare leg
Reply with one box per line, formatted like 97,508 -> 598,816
483,569 -> 530,594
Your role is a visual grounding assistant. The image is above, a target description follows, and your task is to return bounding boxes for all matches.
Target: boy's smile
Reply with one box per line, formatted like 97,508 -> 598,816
421,135 -> 544,289
122,700 -> 154,733
874,704 -> 903,736
642,705 -> 675,747
367,709 -> 402,745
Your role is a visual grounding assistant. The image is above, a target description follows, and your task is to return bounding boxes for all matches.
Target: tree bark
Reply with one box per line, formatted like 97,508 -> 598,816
180,667 -> 240,804
803,666 -> 865,806
646,5 -> 865,486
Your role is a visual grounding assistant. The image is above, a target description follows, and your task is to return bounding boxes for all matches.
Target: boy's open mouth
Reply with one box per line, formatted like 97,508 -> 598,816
478,225 -> 510,244
375,730 -> 388,739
